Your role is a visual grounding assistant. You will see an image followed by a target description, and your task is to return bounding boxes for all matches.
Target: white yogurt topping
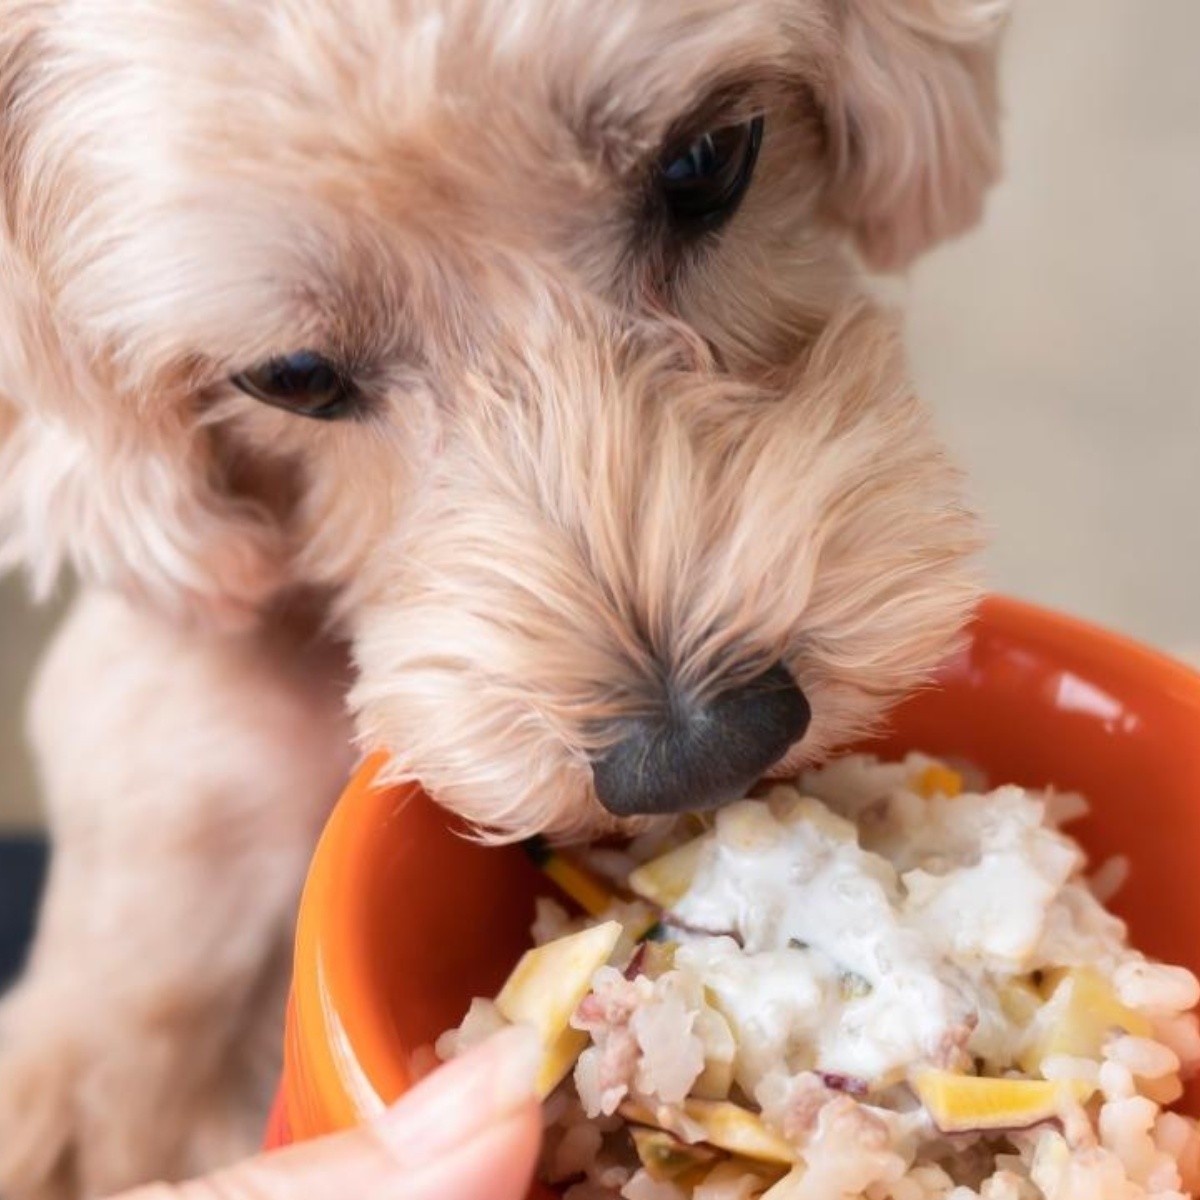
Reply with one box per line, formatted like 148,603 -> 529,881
662,759 -> 1123,1091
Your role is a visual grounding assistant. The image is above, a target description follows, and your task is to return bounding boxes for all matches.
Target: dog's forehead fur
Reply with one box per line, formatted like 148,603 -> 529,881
32,0 -> 825,170
9,0 -> 842,384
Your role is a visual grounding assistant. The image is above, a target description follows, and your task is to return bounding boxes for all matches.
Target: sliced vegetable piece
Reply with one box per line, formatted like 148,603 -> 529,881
692,1004 -> 737,1101
769,792 -> 857,842
1018,967 -> 1152,1074
912,764 -> 964,799
631,1127 -> 719,1182
760,1165 -> 808,1199
686,1100 -> 796,1165
623,1099 -> 797,1166
718,800 -> 788,851
691,1058 -> 736,1106
697,1158 -> 788,1195
999,977 -> 1044,1025
913,1070 -> 1094,1134
641,940 -> 678,978
610,902 -> 667,969
522,837 -> 618,916
541,1027 -> 590,1097
495,920 -> 622,1096
629,835 -> 711,909
623,903 -> 665,944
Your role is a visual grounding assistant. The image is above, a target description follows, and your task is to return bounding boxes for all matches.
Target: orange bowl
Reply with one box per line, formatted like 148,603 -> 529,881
265,594 -> 1200,1174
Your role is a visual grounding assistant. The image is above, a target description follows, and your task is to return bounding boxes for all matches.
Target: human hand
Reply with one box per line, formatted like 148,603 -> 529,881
111,1025 -> 542,1200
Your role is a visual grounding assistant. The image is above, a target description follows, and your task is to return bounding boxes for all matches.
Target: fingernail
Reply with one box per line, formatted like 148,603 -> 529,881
373,1024 -> 540,1164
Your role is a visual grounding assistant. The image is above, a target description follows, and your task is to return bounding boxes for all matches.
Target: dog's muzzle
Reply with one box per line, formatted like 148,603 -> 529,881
591,662 -> 810,817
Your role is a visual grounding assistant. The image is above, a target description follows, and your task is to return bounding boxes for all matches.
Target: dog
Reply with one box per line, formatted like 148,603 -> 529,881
0,2 -> 1007,1196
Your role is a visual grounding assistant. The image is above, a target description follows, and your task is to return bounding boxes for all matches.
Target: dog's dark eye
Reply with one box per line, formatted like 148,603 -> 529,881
657,115 -> 764,233
231,351 -> 360,420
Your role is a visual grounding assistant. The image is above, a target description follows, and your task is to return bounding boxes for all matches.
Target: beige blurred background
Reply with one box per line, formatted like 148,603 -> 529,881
1,0 -> 1197,831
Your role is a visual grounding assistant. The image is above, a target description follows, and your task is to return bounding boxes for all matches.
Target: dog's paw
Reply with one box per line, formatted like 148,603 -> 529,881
0,981 -> 267,1200
0,987 -> 85,1200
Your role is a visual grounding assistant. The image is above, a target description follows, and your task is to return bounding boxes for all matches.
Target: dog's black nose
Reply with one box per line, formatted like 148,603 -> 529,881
591,663 -> 810,817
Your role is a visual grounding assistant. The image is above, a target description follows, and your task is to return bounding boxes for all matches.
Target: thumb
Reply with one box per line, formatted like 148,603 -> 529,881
116,1025 -> 544,1200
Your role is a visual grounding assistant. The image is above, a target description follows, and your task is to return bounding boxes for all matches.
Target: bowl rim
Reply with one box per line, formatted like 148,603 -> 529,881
966,594 -> 1200,696
288,753 -> 411,1136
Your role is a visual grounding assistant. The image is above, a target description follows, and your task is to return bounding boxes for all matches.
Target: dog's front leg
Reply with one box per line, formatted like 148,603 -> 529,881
0,589 -> 353,1200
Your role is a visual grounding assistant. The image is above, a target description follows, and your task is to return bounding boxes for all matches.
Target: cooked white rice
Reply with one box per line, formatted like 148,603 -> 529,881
438,753 -> 1200,1200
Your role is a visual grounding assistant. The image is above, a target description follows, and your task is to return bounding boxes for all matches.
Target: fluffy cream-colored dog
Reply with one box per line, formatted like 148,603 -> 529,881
0,2 -> 1007,1196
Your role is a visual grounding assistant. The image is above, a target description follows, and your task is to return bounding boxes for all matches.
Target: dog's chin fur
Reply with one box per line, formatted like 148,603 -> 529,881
0,0 -> 1006,1194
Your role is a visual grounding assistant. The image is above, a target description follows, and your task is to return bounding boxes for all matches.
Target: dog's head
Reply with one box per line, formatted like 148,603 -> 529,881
0,0 -> 1005,837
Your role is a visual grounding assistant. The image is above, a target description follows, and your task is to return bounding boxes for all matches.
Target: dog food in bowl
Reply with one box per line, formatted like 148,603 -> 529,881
437,753 -> 1200,1200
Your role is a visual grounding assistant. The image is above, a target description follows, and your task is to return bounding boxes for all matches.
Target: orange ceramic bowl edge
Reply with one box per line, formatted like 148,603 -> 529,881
278,751 -> 408,1142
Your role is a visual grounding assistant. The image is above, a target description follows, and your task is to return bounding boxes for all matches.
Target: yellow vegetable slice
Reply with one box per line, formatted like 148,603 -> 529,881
692,1054 -> 736,1104
717,801 -> 789,852
640,940 -> 678,978
623,904 -> 664,945
1018,967 -> 1152,1074
628,835 -> 711,909
770,793 -> 858,842
912,764 -> 964,799
999,977 -> 1044,1025
698,1159 -> 788,1194
684,1101 -> 797,1165
692,1004 -> 737,1101
607,903 -> 668,969
539,1027 -> 590,1097
622,1099 -> 797,1166
630,1128 -> 719,1182
913,1070 -> 1095,1134
760,1165 -> 808,1199
495,920 -> 622,1096
523,838 -> 618,916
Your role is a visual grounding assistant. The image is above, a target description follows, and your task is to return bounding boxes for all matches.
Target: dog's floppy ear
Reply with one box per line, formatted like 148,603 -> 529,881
0,264 -> 284,628
0,19 -> 283,628
821,0 -> 1010,271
